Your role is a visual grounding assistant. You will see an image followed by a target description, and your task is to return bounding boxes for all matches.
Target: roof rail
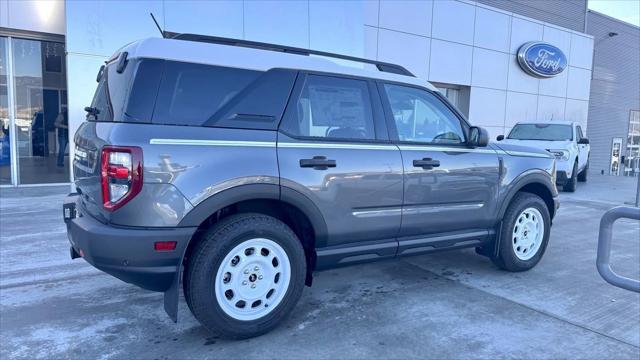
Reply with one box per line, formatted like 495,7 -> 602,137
166,32 -> 415,77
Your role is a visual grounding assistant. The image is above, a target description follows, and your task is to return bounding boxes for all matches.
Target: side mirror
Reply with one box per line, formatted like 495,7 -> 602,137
578,138 -> 589,145
469,127 -> 489,147
496,135 -> 505,141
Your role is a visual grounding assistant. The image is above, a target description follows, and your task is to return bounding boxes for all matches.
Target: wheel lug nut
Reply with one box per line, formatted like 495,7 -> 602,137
251,284 -> 256,289
258,275 -> 263,280
254,266 -> 259,271
244,269 -> 249,274
242,281 -> 247,285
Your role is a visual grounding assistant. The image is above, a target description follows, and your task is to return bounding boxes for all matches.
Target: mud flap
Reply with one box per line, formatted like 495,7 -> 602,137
475,221 -> 502,259
163,265 -> 181,323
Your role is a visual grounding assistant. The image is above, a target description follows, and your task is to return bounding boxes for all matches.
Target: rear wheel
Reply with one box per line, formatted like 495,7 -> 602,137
563,161 -> 578,192
492,192 -> 550,272
577,160 -> 588,182
184,213 -> 306,339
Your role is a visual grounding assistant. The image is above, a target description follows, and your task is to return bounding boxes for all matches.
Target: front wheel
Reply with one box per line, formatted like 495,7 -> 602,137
184,213 -> 306,339
492,193 -> 551,272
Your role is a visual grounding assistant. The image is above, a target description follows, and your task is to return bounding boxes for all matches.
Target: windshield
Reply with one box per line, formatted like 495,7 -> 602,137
508,124 -> 572,141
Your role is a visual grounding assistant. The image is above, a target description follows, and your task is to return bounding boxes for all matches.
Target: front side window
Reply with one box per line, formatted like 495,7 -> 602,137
508,124 -> 573,141
576,126 -> 584,140
384,84 -> 465,144
280,75 -> 375,140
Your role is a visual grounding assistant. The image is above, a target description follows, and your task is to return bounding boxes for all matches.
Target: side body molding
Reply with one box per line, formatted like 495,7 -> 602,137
164,183 -> 328,322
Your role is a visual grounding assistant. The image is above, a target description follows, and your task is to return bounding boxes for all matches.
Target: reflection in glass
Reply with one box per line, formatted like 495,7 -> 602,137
625,110 -> 640,177
11,38 -> 69,184
1,37 -> 10,184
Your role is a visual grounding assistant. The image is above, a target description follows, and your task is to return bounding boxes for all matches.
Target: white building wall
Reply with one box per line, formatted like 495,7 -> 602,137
59,0 -> 593,145
0,0 -> 66,35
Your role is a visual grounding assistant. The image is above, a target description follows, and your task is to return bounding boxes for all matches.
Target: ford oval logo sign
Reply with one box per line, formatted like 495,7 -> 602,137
517,42 -> 567,78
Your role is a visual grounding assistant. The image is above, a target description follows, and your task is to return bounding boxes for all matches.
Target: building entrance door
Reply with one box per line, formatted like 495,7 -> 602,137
611,137 -> 623,176
0,34 -> 69,186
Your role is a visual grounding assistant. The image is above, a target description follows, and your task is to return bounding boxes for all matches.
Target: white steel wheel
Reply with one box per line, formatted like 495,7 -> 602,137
214,238 -> 291,321
512,207 -> 545,261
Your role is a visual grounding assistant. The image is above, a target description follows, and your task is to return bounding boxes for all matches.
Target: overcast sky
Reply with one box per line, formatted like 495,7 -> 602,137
589,0 -> 640,27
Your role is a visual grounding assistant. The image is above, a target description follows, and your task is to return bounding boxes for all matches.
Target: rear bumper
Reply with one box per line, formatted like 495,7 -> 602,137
64,194 -> 196,292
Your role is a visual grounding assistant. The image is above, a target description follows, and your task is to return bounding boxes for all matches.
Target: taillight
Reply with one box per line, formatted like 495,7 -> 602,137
101,146 -> 143,211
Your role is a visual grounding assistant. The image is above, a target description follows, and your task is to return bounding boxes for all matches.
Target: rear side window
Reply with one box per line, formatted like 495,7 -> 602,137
152,62 -> 260,126
280,74 -> 375,140
124,59 -> 164,122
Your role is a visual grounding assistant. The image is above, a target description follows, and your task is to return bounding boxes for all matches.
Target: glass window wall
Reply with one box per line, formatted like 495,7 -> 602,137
0,37 -> 10,184
3,36 -> 69,185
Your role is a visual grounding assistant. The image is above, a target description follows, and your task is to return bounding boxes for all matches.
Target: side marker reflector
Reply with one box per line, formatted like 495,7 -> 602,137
154,241 -> 177,251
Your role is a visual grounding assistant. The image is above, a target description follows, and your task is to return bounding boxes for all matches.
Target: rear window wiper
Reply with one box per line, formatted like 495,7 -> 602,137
84,106 -> 100,119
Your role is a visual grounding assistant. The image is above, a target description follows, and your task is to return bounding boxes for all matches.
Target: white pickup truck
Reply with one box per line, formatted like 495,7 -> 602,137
497,121 -> 590,192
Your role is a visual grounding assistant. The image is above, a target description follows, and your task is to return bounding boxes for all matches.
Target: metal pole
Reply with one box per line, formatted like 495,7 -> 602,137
597,206 -> 640,292
636,174 -> 640,207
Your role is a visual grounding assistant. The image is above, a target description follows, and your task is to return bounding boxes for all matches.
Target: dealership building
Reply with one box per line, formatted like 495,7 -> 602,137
0,0 -> 638,186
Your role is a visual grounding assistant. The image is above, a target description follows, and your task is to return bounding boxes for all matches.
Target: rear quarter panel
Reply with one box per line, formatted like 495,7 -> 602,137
84,122 -> 279,227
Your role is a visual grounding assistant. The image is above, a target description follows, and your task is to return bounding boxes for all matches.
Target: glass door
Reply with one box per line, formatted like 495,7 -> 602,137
610,137 -> 623,176
0,37 -> 10,184
10,37 -> 69,184
624,110 -> 640,177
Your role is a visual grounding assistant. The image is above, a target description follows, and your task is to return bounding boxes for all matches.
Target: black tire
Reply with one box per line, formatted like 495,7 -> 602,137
184,213 -> 306,339
563,161 -> 578,192
491,192 -> 551,272
577,160 -> 588,182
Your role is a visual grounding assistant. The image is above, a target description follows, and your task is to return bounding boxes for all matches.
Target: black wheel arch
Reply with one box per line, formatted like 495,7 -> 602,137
478,170 -> 558,260
498,170 -> 557,222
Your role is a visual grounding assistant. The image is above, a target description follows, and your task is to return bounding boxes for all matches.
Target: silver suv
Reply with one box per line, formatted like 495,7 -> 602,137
63,34 -> 559,339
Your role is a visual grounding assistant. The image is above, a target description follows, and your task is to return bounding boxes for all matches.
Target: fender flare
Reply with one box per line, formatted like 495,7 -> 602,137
483,170 -> 557,259
497,170 -> 557,220
164,183 -> 327,322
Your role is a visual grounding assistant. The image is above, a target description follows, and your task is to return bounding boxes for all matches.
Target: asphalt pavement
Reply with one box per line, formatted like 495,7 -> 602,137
1,175 -> 639,359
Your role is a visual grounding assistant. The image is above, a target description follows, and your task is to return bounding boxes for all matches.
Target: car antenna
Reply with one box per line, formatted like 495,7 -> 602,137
150,12 -> 166,38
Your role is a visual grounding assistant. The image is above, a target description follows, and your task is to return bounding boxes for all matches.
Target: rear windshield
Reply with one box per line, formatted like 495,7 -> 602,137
87,59 -> 136,122
508,124 -> 573,141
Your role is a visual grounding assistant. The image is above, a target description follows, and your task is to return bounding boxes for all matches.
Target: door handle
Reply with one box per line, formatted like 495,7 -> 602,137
300,156 -> 336,170
413,158 -> 440,170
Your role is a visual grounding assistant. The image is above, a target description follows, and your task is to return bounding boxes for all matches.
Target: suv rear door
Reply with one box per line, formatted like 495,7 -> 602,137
378,82 -> 500,254
277,73 -> 403,264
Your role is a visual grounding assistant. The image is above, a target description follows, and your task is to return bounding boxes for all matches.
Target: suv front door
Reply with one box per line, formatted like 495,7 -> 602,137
277,73 -> 404,265
379,83 -> 500,255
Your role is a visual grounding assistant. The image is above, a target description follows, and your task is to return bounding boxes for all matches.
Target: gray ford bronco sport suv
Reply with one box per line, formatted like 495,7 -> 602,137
64,34 -> 559,339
